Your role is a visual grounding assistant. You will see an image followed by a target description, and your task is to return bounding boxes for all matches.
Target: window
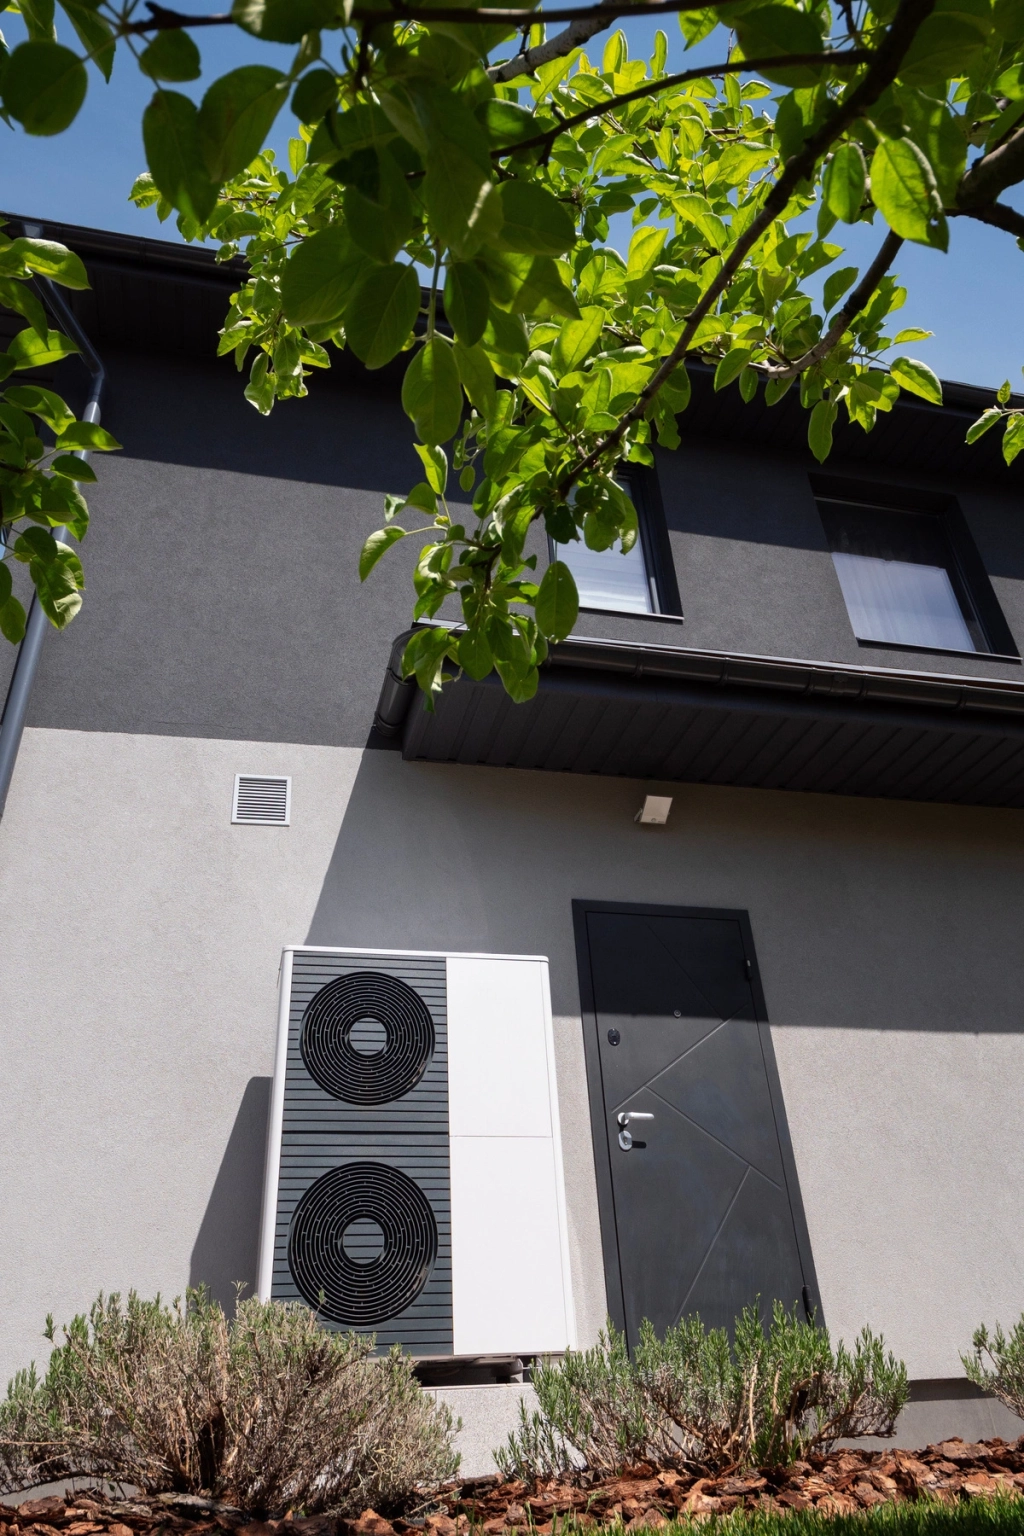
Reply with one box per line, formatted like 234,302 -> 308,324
813,478 -> 1016,659
550,472 -> 680,618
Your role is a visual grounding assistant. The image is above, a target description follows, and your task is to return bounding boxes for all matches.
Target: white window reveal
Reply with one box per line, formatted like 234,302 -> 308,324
232,774 -> 291,825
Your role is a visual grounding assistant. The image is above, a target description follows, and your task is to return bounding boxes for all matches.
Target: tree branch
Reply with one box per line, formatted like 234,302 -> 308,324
956,123 -> 1024,211
556,0 -> 937,496
487,2 -> 625,82
494,48 -> 868,156
122,0 -> 742,33
763,228 -> 904,380
951,198 -> 1024,239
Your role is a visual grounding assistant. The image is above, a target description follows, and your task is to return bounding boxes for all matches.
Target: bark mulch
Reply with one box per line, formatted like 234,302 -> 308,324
3,1438 -> 1024,1536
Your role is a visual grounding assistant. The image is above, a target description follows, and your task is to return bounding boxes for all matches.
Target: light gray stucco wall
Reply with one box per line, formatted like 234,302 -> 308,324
3,728 -> 1024,1448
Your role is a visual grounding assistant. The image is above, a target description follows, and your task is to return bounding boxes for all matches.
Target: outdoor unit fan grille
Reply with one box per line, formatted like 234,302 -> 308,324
301,971 -> 434,1104
275,951 -> 452,1352
288,1161 -> 438,1326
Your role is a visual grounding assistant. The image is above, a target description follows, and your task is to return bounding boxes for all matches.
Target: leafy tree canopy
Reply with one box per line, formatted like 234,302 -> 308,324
2,0 -> 1024,697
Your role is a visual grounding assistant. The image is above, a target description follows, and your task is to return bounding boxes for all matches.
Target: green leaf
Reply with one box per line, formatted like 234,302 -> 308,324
870,137 -> 945,248
4,385 -> 75,432
402,337 -> 463,445
494,180 -> 576,257
359,524 -> 407,579
59,0 -> 114,82
198,66 -> 287,182
415,443 -> 447,496
998,378 -> 1013,404
481,305 -> 529,376
458,626 -> 493,680
602,29 -> 625,71
414,82 -> 497,257
56,420 -> 121,449
475,97 -> 535,149
232,0 -> 336,44
893,86 -> 967,207
143,90 -> 218,224
344,261 -> 420,370
823,142 -> 867,223
823,265 -> 858,313
402,625 -> 454,701
343,151 -> 414,265
0,277 -> 49,339
281,225 -> 367,326
625,224 -> 666,285
966,407 -> 1002,444
808,398 -> 837,462
18,0 -> 55,44
890,355 -> 942,405
535,559 -> 578,642
453,339 -> 497,420
444,262 -> 490,347
1003,414 -> 1024,464
679,6 -> 719,47
899,0 -> 991,86
0,594 -> 27,643
994,0 -> 1024,39
291,68 -> 337,124
7,328 -> 78,369
50,452 -> 95,480
893,326 -> 933,343
714,345 -> 753,391
551,307 -> 605,374
734,4 -> 825,85
140,29 -> 201,82
1,41 -> 87,135
7,236 -> 88,288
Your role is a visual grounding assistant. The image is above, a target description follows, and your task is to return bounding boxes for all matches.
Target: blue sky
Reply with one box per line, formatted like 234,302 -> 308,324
2,3 -> 1023,392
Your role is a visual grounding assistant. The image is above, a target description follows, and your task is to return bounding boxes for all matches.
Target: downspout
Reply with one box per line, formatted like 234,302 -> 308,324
0,238 -> 106,821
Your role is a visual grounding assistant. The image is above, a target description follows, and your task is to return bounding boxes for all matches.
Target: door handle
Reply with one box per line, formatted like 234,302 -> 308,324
617,1110 -> 653,1150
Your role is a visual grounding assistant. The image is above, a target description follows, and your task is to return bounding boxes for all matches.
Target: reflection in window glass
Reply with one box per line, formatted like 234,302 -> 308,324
831,551 -> 976,652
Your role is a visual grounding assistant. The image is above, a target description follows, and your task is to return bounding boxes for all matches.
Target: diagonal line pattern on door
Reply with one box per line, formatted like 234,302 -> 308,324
646,1084 -> 784,1190
611,1010 -> 741,1115
673,1166 -> 751,1328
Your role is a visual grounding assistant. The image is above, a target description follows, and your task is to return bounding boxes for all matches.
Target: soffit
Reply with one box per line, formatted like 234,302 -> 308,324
382,634 -> 1024,808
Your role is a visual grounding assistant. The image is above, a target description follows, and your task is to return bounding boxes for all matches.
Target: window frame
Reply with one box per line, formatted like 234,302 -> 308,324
547,465 -> 683,622
810,472 -> 1019,662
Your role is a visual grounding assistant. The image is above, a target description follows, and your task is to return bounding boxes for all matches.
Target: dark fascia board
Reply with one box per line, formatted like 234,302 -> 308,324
2,210 -> 248,288
375,626 -> 1024,742
7,210 -> 1024,412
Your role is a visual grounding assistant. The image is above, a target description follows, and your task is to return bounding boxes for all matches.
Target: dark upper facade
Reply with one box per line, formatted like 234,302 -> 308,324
5,212 -> 1024,807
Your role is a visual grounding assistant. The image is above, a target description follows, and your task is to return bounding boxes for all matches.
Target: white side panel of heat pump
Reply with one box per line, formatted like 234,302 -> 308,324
446,956 -> 551,1136
447,956 -> 575,1355
450,1137 -> 572,1354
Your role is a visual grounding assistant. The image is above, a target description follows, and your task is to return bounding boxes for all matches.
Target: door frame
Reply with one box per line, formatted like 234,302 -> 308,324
572,899 -> 823,1338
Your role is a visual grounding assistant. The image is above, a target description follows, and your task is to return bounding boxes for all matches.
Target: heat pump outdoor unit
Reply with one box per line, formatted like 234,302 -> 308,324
257,946 -> 576,1357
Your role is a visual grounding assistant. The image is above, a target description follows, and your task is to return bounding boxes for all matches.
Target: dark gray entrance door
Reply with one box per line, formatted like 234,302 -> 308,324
574,901 -> 818,1347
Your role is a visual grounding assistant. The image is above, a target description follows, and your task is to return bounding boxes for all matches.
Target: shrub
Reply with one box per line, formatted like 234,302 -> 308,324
962,1313 -> 1024,1420
496,1302 -> 907,1481
0,1289 -> 459,1514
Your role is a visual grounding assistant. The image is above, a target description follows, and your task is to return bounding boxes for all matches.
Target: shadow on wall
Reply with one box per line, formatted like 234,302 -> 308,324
303,746 -> 1024,1030
189,1077 -> 272,1312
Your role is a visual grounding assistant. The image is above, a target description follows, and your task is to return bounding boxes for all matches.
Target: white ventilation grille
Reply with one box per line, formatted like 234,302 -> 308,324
233,774 -> 291,825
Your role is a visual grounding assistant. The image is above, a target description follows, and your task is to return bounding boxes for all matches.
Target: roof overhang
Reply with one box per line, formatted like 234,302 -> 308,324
375,633 -> 1024,808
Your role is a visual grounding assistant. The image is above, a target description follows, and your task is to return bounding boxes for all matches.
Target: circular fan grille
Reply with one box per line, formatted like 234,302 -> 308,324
288,1162 -> 437,1325
300,971 -> 434,1104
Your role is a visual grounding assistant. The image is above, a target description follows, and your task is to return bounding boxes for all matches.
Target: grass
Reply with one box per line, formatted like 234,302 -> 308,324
611,1499 -> 1024,1534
